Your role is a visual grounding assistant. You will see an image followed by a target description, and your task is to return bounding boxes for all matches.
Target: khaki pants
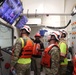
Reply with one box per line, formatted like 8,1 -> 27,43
15,63 -> 31,75
32,57 -> 41,75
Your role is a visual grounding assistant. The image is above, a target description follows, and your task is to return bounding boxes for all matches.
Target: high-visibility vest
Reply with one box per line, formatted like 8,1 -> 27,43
59,40 -> 68,65
33,43 -> 42,56
17,37 -> 33,64
41,44 -> 59,68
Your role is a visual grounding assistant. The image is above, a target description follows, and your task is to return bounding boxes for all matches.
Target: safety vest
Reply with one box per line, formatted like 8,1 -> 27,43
59,39 -> 68,65
33,43 -> 42,56
73,55 -> 76,75
20,38 -> 34,58
41,44 -> 59,68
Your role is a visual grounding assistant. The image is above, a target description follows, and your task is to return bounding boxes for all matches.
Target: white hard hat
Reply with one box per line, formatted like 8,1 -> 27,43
59,30 -> 67,38
21,25 -> 31,33
59,30 -> 67,35
62,30 -> 67,35
50,32 -> 60,41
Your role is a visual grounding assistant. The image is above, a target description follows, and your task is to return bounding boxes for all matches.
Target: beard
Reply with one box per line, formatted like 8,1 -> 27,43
34,39 -> 41,43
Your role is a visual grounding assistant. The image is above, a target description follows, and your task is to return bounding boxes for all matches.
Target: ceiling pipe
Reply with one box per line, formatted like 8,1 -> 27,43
21,13 -> 71,16
26,9 -> 29,17
64,0 -> 66,13
46,19 -> 71,29
35,9 -> 37,17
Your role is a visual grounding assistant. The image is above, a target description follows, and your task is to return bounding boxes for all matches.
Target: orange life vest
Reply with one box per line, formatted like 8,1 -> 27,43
33,43 -> 42,56
73,55 -> 76,75
41,44 -> 59,68
20,39 -> 33,58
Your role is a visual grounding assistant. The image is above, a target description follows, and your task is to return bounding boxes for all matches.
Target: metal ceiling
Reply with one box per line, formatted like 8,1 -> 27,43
21,0 -> 76,15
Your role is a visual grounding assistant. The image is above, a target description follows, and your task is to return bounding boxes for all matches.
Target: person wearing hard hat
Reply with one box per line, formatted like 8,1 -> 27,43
32,32 -> 44,75
59,30 -> 68,75
11,25 -> 34,75
41,32 -> 60,75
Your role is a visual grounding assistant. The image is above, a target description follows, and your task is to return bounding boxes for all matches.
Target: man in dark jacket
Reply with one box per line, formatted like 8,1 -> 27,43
32,33 -> 44,75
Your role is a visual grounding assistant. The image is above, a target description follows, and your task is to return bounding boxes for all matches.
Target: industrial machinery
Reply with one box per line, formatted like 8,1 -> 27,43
0,0 -> 76,75
0,22 -> 14,75
71,14 -> 76,56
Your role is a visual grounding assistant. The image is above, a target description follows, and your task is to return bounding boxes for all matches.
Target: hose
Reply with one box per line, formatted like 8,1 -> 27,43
46,20 -> 71,29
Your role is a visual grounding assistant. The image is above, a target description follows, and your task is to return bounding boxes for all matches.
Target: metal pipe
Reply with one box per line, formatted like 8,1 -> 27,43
46,19 -> 71,29
21,13 -> 71,16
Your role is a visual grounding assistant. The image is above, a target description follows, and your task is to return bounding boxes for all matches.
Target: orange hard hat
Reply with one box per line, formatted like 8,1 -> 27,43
34,33 -> 41,37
